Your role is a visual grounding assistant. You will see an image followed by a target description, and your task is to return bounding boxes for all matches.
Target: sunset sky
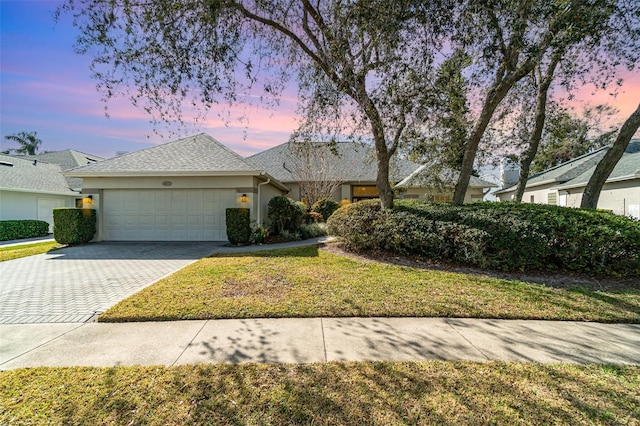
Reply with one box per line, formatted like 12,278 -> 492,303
1,1 -> 638,160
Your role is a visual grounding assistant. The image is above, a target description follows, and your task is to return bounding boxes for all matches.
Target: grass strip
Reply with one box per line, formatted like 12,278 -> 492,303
1,361 -> 638,425
100,246 -> 640,323
0,241 -> 62,262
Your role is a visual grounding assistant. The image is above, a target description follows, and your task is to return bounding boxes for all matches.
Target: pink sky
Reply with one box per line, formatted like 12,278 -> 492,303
1,1 -> 638,160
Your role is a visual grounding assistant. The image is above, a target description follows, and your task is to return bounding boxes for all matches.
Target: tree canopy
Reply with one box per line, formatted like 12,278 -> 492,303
3,131 -> 43,155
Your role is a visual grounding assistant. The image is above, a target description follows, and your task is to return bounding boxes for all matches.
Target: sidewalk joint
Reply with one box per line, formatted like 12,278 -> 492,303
171,320 -> 209,367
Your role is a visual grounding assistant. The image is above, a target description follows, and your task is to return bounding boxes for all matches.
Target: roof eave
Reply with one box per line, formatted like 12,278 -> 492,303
64,170 -> 265,178
0,187 -> 79,196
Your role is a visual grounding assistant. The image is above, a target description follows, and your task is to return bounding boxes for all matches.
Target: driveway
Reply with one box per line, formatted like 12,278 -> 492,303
0,242 -> 223,324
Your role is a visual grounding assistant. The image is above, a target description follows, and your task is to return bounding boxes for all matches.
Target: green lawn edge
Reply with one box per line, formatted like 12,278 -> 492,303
99,246 -> 640,323
0,241 -> 62,262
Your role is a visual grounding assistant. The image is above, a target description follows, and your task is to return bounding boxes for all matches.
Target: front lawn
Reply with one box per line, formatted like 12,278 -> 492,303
99,245 -> 640,323
0,241 -> 62,262
1,362 -> 638,425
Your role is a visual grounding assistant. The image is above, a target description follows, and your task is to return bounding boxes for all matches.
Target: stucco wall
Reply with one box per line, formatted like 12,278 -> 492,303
0,190 -> 77,230
565,179 -> 640,218
81,175 -> 255,190
496,182 -> 558,205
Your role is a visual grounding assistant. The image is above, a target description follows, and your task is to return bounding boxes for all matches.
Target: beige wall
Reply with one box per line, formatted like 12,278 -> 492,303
81,175 -> 255,190
564,179 -> 640,218
496,182 -> 558,205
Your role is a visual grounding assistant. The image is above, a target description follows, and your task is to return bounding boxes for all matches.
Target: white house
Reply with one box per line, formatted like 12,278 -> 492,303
0,154 -> 80,232
494,139 -> 640,218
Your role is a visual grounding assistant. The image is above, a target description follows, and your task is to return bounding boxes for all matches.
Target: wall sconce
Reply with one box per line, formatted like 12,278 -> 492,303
240,194 -> 248,203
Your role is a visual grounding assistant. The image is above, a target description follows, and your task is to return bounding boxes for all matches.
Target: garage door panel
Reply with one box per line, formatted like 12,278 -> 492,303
103,189 -> 235,241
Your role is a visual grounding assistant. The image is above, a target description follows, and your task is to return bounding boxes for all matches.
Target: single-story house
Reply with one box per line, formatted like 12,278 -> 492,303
65,134 -> 287,241
247,141 -> 496,203
0,154 -> 80,232
494,139 -> 640,218
24,150 -> 104,191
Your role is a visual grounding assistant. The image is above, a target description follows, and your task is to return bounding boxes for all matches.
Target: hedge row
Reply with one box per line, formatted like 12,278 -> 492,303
0,220 -> 49,241
327,200 -> 640,277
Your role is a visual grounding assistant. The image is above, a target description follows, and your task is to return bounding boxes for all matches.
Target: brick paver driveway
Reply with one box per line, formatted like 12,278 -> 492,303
0,242 -> 222,324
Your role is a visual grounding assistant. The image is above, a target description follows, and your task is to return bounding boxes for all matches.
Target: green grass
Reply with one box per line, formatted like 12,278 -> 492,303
100,246 -> 640,323
0,241 -> 62,262
1,362 -> 638,425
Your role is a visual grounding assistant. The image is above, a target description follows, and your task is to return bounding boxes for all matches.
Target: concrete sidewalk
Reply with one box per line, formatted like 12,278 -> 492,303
1,318 -> 638,370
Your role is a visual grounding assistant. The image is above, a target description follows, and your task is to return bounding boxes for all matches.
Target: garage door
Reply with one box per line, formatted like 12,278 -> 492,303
103,189 -> 236,241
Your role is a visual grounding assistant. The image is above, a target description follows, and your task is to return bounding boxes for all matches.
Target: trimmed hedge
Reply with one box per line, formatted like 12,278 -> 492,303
226,208 -> 251,245
0,220 -> 49,241
311,198 -> 340,221
327,200 -> 640,277
53,208 -> 96,245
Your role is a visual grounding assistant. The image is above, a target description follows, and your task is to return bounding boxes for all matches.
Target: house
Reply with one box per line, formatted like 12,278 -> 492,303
0,154 -> 80,232
65,134 -> 287,241
23,150 -> 104,191
494,139 -> 640,218
247,141 -> 496,203
394,162 -> 497,203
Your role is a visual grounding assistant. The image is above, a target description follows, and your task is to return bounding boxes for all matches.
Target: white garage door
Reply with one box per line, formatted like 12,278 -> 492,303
103,189 -> 236,241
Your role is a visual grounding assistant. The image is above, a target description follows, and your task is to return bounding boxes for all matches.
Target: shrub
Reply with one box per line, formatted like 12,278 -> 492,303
299,223 -> 328,239
303,211 -> 324,224
312,198 -> 341,221
0,220 -> 49,241
53,208 -> 96,245
328,200 -> 640,277
250,223 -> 269,244
226,208 -> 251,245
267,196 -> 305,234
279,229 -> 301,241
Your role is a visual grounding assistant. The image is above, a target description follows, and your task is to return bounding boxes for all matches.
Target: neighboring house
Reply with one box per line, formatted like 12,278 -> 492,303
0,154 -> 80,232
494,139 -> 640,218
24,150 -> 104,191
65,134 -> 287,241
247,141 -> 495,203
395,163 -> 497,203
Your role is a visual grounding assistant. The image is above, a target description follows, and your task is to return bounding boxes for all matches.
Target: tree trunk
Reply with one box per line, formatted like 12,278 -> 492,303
514,55 -> 560,202
373,130 -> 394,210
452,78 -> 514,205
580,103 -> 640,209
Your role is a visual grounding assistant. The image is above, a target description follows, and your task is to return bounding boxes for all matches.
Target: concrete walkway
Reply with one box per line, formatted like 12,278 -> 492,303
1,318 -> 638,370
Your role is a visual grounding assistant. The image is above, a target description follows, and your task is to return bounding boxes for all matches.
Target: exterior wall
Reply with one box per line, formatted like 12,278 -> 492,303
565,179 -> 640,218
0,190 -> 77,230
496,183 -> 559,205
81,175 -> 286,241
253,177 -> 287,226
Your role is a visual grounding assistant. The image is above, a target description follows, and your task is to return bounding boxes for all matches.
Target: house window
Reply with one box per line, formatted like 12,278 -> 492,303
352,185 -> 378,202
429,193 -> 453,203
547,192 -> 557,205
530,195 -> 535,203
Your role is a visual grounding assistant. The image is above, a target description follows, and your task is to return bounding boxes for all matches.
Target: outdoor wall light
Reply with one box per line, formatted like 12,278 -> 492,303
241,194 -> 248,203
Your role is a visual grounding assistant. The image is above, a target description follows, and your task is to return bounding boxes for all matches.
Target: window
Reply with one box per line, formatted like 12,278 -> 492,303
547,192 -> 557,205
352,185 -> 378,202
530,195 -> 535,203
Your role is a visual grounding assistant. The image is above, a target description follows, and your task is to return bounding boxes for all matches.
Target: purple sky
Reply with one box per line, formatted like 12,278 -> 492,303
1,1 -> 638,160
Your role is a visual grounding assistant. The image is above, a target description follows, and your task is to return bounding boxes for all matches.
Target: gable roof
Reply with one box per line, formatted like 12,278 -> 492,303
66,133 -> 271,177
395,162 -> 497,189
23,150 -> 104,190
494,145 -> 609,195
557,139 -> 640,190
0,154 -> 77,196
247,141 -> 419,183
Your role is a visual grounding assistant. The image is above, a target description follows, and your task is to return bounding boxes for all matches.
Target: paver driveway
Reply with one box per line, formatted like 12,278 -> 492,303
0,242 -> 222,324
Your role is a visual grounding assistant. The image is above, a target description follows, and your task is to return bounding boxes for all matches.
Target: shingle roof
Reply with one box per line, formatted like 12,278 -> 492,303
24,150 -> 103,171
66,133 -> 262,175
396,162 -> 497,189
557,139 -> 640,189
0,154 -> 76,195
247,141 -> 419,182
23,150 -> 104,189
494,145 -> 609,195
